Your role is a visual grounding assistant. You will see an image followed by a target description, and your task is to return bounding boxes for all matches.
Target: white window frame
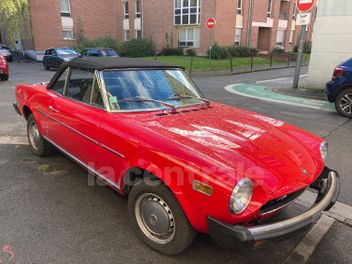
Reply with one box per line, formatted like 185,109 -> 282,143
179,27 -> 200,48
136,0 -> 141,18
60,0 -> 71,17
136,30 -> 142,39
174,0 -> 201,26
267,0 -> 273,18
124,30 -> 130,41
124,1 -> 129,19
237,0 -> 242,15
235,28 -> 242,46
63,29 -> 74,40
276,30 -> 285,47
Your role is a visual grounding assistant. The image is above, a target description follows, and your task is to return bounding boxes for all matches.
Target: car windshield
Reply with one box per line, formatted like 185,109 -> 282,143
101,49 -> 118,57
56,48 -> 77,55
102,69 -> 204,111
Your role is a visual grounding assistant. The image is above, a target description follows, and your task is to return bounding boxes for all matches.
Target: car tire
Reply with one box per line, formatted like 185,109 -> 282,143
27,114 -> 54,156
1,75 -> 8,81
335,88 -> 352,118
43,64 -> 50,71
128,177 -> 196,255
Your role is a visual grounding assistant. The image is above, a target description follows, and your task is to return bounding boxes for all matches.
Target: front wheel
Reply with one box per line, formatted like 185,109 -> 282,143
27,114 -> 54,156
335,88 -> 352,118
128,178 -> 196,255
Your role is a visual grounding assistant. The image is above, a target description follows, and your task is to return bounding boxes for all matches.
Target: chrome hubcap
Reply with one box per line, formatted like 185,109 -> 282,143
135,193 -> 175,244
339,93 -> 352,115
29,122 -> 40,150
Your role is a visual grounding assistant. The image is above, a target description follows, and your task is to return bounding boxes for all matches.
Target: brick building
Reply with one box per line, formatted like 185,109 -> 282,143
3,0 -> 316,54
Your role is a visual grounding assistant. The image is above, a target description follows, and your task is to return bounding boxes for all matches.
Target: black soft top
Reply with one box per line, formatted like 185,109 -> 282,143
47,57 -> 184,89
66,57 -> 184,70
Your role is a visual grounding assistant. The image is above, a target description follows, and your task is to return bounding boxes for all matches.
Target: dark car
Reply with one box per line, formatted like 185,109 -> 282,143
326,59 -> 352,117
0,48 -> 13,62
82,48 -> 119,57
43,48 -> 80,70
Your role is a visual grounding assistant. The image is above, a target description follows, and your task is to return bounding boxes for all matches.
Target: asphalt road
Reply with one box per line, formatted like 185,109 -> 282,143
0,62 -> 351,264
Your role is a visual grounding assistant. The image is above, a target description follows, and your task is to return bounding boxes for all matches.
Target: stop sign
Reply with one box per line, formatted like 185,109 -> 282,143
206,17 -> 216,29
296,0 -> 315,13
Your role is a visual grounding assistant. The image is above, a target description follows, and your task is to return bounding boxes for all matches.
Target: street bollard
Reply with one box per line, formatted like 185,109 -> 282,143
270,53 -> 273,69
287,54 -> 291,67
229,55 -> 233,73
250,52 -> 254,70
189,57 -> 194,76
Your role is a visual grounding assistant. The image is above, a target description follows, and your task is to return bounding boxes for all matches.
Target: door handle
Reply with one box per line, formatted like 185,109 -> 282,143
49,105 -> 59,113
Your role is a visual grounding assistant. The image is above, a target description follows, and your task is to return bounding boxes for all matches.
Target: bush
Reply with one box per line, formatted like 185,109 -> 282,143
186,49 -> 197,57
74,36 -> 120,53
161,47 -> 183,56
120,39 -> 155,57
293,42 -> 312,54
272,47 -> 286,54
227,46 -> 258,57
208,44 -> 228,60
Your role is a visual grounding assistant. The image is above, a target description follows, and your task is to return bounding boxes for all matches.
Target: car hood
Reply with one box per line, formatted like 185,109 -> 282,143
125,103 -> 324,196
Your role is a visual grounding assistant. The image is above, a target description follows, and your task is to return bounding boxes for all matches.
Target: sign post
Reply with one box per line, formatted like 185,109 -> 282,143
293,0 -> 315,89
207,17 -> 216,68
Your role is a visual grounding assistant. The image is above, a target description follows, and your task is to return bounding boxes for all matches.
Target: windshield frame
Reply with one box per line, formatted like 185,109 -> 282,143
99,68 -> 207,113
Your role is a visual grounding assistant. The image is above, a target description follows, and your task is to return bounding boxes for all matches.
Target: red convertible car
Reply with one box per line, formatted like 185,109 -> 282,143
14,57 -> 339,255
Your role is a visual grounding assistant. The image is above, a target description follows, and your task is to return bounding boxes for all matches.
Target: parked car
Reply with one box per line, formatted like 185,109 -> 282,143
326,58 -> 352,117
81,48 -> 119,57
43,47 -> 80,70
14,57 -> 340,255
0,48 -> 13,62
0,56 -> 9,81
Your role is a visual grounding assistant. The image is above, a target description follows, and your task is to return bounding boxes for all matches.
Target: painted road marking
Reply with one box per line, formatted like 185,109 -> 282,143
0,136 -> 28,145
256,74 -> 308,84
282,215 -> 335,264
225,83 -> 335,111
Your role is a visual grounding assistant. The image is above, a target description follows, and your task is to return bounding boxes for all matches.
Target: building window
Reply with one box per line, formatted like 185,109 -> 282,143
179,28 -> 200,48
174,0 -> 201,25
292,3 -> 297,19
136,0 -> 141,18
289,30 -> 294,46
124,30 -> 130,41
276,30 -> 285,47
63,30 -> 73,40
237,0 -> 242,15
60,0 -> 71,17
124,1 -> 129,19
136,30 -> 142,39
235,28 -> 242,46
267,0 -> 273,18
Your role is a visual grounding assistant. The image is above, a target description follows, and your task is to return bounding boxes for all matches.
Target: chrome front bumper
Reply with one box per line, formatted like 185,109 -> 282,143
208,169 -> 340,247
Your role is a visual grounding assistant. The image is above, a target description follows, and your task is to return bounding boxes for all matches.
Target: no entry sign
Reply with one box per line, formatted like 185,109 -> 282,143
296,0 -> 315,13
206,17 -> 216,29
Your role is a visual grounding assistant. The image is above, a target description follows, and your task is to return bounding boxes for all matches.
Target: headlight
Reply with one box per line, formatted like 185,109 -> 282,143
229,178 -> 253,214
320,141 -> 328,161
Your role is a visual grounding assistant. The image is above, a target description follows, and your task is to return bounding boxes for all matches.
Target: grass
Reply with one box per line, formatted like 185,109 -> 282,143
143,56 -> 281,72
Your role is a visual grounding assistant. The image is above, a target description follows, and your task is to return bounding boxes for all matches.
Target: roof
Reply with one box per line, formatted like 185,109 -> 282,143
66,57 -> 184,71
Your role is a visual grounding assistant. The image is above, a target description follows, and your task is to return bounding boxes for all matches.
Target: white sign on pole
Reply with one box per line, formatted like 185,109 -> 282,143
296,12 -> 311,26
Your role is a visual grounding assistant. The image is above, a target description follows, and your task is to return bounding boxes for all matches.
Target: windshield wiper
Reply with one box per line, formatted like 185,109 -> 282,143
167,95 -> 211,107
116,96 -> 177,113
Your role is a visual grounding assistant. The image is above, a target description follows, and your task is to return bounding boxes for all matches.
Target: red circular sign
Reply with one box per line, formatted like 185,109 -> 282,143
206,17 -> 216,29
296,0 -> 315,13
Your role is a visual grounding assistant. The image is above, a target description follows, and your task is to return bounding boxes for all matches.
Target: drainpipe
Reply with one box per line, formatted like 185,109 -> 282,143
246,0 -> 254,47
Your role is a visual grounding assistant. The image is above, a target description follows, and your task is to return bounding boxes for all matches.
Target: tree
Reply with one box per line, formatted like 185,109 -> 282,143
0,0 -> 30,48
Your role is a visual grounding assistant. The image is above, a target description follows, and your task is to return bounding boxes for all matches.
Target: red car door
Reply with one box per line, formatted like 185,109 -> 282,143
46,68 -> 104,167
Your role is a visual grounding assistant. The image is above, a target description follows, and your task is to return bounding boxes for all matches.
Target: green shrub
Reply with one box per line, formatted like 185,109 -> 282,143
162,47 -> 183,56
272,47 -> 286,54
208,44 -> 228,60
121,39 -> 155,57
186,49 -> 197,56
227,46 -> 258,57
293,42 -> 312,54
74,36 -> 121,53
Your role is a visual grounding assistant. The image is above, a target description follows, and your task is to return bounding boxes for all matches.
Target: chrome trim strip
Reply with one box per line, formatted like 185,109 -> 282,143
37,109 -> 125,158
43,135 -> 121,190
248,171 -> 339,240
99,143 -> 125,158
